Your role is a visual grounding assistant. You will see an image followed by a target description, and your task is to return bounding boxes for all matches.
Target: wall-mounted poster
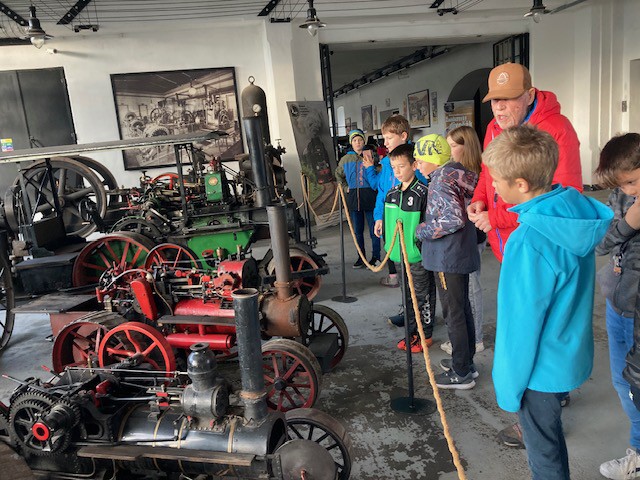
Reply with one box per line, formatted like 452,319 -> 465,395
444,100 -> 475,134
111,67 -> 243,170
345,117 -> 352,132
431,91 -> 439,123
380,108 -> 399,125
407,89 -> 430,128
361,105 -> 374,133
287,101 -> 339,227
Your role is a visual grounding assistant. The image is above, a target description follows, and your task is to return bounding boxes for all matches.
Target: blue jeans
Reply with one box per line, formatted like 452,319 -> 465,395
518,389 -> 570,480
350,209 -> 380,260
606,300 -> 640,449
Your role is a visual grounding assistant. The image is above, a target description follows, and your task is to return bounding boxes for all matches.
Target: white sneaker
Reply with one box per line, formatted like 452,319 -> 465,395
440,341 -> 484,355
600,449 -> 640,479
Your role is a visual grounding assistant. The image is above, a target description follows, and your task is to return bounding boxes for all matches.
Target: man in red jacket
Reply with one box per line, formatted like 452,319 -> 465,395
470,63 -> 582,449
468,63 -> 583,262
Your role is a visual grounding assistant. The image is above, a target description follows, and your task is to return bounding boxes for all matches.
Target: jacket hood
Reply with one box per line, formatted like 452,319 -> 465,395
510,186 -> 613,257
528,90 -> 562,125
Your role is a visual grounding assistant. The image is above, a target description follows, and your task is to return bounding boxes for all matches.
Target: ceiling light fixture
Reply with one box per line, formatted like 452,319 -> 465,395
524,0 -> 549,23
299,0 -> 326,37
24,5 -> 51,48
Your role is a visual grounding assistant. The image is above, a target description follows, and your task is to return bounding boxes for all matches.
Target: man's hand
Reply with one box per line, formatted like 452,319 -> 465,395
467,201 -> 486,220
471,211 -> 492,233
626,197 -> 640,230
374,220 -> 383,237
362,150 -> 374,168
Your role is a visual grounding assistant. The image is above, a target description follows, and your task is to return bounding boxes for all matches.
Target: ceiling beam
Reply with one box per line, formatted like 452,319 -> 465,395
58,0 -> 94,25
258,0 -> 282,17
0,2 -> 27,27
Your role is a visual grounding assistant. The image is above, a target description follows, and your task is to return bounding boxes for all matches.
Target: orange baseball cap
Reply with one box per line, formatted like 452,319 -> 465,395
483,63 -> 533,103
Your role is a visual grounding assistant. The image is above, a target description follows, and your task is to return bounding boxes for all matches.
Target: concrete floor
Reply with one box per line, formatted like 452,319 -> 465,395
0,189 -> 630,479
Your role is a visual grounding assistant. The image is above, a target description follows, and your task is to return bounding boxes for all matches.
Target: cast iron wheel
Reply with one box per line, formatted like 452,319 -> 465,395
261,339 -> 322,412
9,392 -> 78,456
266,248 -> 323,301
303,305 -> 349,370
72,233 -> 156,286
59,155 -> 121,206
110,217 -> 164,242
98,322 -> 176,374
0,253 -> 15,353
145,243 -> 201,271
0,408 -> 14,447
285,408 -> 353,480
52,312 -> 126,373
6,158 -> 108,238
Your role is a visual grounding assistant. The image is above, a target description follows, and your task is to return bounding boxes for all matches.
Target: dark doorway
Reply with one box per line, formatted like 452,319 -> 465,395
0,67 -> 76,193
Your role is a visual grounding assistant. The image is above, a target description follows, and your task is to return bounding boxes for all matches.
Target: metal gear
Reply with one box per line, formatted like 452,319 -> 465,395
9,391 -> 80,456
0,407 -> 16,448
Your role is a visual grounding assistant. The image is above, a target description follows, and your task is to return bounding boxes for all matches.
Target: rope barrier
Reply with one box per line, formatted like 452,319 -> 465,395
299,175 -> 468,479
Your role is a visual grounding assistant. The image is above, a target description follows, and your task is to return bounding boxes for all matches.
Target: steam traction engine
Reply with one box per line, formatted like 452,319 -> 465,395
1,289 -> 353,479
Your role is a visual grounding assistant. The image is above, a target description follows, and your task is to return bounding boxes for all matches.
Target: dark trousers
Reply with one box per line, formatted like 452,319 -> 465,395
401,263 -> 436,338
388,259 -> 397,275
436,272 -> 474,376
517,389 -> 570,480
350,209 -> 380,260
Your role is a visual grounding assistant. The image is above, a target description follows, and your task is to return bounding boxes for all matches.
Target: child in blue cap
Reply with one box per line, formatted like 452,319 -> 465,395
335,129 -> 380,268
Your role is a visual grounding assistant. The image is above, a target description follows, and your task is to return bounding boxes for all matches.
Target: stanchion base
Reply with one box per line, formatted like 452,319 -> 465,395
331,295 -> 358,303
390,396 -> 437,415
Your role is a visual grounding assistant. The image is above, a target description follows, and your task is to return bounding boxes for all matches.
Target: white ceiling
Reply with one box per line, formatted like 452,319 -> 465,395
0,0 -> 590,92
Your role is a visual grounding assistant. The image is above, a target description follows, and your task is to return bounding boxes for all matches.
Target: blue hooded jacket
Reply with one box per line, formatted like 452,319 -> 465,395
492,186 -> 613,412
366,152 -> 427,222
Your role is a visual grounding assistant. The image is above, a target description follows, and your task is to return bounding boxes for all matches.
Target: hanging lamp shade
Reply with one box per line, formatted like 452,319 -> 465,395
25,6 -> 51,48
299,0 -> 326,36
524,0 -> 549,22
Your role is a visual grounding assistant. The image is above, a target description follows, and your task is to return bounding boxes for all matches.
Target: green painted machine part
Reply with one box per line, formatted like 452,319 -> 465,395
187,229 -> 254,262
204,172 -> 224,202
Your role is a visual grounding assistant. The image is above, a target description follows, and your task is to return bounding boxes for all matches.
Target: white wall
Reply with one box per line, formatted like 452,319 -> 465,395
334,42 -> 494,140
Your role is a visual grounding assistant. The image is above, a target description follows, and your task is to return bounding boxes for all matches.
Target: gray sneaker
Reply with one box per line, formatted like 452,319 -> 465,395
439,358 -> 479,379
434,370 -> 475,390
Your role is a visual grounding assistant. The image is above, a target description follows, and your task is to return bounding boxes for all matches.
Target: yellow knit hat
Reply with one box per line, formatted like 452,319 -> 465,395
414,134 -> 451,165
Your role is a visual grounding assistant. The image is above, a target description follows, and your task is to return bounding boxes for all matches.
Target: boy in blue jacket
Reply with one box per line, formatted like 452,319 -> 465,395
367,115 -> 428,289
335,129 -> 380,268
484,125 -> 613,480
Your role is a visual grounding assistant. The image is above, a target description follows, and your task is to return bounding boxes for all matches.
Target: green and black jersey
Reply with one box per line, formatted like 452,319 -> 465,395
383,177 -> 428,263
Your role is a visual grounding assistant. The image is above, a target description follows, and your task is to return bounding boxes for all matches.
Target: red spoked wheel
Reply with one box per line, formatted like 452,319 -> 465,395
303,305 -> 349,370
72,233 -> 155,286
52,312 -> 125,373
98,322 -> 176,374
266,248 -> 323,301
261,339 -> 322,412
150,172 -> 179,189
145,243 -> 202,271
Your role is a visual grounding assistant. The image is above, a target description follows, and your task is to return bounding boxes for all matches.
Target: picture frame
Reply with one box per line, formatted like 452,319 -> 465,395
407,89 -> 431,128
380,108 -> 399,125
361,105 -> 374,133
345,117 -> 352,132
111,67 -> 243,170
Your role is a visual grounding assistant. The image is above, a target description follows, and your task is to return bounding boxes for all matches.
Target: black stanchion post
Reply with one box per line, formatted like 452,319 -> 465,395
332,189 -> 357,303
390,224 -> 436,415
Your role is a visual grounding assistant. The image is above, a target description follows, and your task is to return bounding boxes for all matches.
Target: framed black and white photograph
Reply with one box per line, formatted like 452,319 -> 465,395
111,67 -> 243,170
407,89 -> 431,128
361,105 -> 374,133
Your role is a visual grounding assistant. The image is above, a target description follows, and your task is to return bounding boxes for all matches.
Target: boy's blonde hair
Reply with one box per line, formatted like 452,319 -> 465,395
594,133 -> 640,188
447,126 -> 482,174
381,115 -> 410,136
483,125 -> 558,191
